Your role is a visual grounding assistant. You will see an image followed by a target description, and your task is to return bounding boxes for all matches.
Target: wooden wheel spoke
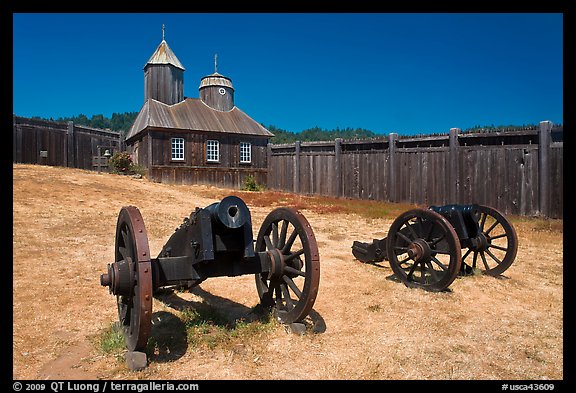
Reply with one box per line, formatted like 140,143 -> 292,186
264,235 -> 274,251
479,212 -> 487,232
274,283 -> 283,308
488,243 -> 508,252
489,233 -> 507,241
118,298 -> 130,324
284,265 -> 306,277
406,261 -> 419,281
285,248 -> 305,262
258,274 -> 269,291
430,256 -> 448,271
397,231 -> 413,244
405,222 -> 419,239
272,222 -> 279,247
282,228 -> 299,254
121,228 -> 129,249
485,249 -> 503,265
485,221 -> 499,236
259,278 -> 274,304
480,252 -> 490,270
280,284 -> 294,308
425,261 -> 441,282
282,275 -> 302,299
419,263 -> 426,284
398,254 -> 412,264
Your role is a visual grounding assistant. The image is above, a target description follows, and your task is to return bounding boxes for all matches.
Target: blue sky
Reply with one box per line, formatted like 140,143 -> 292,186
12,13 -> 563,135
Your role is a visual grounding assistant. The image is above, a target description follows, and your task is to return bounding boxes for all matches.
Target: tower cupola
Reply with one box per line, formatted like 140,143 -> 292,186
199,54 -> 235,111
143,25 -> 185,105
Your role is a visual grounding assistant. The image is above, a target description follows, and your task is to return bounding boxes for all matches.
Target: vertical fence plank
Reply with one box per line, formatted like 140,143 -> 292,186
539,121 -> 552,217
66,121 -> 74,168
449,128 -> 460,203
335,138 -> 342,198
294,141 -> 301,194
14,115 -> 23,163
388,133 -> 397,202
266,143 -> 272,187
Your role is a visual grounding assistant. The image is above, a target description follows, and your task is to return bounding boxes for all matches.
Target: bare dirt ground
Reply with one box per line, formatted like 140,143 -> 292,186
12,163 -> 564,380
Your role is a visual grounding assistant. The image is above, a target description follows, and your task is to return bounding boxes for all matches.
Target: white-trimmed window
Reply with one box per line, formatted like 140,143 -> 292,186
171,137 -> 185,161
240,142 -> 252,163
207,140 -> 220,162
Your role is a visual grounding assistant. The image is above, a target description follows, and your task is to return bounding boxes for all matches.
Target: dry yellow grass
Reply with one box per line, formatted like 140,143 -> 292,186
12,163 -> 563,380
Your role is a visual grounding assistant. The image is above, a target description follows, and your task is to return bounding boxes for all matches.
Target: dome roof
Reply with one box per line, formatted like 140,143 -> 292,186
199,72 -> 234,90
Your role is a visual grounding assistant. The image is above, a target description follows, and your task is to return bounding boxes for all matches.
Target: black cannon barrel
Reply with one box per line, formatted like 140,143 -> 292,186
429,204 -> 479,219
205,195 -> 250,230
429,204 -> 480,240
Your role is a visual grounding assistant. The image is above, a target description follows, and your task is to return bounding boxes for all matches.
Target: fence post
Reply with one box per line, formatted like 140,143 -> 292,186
294,141 -> 301,194
388,133 -> 397,202
67,121 -> 75,168
335,138 -> 342,198
538,120 -> 552,217
266,143 -> 272,189
13,115 -> 20,163
449,128 -> 460,203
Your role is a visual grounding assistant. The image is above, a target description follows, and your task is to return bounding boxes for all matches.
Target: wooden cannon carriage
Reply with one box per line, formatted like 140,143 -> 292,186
352,204 -> 518,292
100,196 -> 320,357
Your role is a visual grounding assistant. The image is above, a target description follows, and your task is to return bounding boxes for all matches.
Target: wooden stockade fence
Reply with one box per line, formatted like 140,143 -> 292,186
267,121 -> 563,219
13,116 -> 123,172
12,116 -> 563,218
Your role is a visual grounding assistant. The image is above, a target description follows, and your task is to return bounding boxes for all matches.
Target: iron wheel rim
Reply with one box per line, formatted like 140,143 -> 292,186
114,206 -> 153,351
386,208 -> 461,292
462,205 -> 518,276
254,207 -> 320,324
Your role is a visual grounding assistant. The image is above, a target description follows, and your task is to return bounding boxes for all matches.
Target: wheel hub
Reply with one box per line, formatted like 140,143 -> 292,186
471,232 -> 489,252
100,257 -> 134,297
267,249 -> 285,280
407,239 -> 432,262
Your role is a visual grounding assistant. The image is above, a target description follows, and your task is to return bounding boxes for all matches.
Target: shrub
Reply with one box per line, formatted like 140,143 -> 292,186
241,175 -> 264,191
108,151 -> 146,177
108,151 -> 133,174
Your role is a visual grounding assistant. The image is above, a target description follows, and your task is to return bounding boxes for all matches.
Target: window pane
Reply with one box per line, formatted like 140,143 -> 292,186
240,142 -> 251,163
171,138 -> 184,160
207,140 -> 219,162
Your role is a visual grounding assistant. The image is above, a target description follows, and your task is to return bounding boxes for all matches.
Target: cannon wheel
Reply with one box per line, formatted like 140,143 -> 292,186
386,208 -> 462,292
462,205 -> 518,276
255,208 -> 320,324
114,206 -> 153,351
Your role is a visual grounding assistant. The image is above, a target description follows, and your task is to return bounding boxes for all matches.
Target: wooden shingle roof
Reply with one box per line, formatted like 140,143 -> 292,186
144,39 -> 185,71
126,98 -> 274,142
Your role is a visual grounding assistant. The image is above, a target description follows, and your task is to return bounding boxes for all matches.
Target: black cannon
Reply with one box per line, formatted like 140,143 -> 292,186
352,204 -> 518,292
100,196 -> 320,353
